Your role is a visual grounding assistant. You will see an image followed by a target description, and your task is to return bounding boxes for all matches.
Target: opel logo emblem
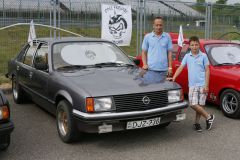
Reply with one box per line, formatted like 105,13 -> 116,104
142,96 -> 150,105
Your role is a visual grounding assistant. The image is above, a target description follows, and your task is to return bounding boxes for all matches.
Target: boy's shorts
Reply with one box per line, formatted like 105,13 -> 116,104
188,86 -> 207,106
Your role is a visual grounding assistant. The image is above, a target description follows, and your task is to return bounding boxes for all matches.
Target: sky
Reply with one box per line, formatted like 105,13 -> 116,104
179,0 -> 239,4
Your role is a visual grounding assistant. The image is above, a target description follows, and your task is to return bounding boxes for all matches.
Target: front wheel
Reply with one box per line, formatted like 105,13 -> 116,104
12,76 -> 28,104
56,100 -> 79,143
220,89 -> 240,118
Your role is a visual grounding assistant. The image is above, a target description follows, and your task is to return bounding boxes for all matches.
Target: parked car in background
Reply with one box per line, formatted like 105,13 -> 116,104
6,37 -> 188,143
136,34 -> 240,118
0,89 -> 14,150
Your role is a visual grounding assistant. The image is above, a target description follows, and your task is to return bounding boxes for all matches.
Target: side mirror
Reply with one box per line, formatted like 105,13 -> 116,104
133,59 -> 140,66
35,63 -> 48,71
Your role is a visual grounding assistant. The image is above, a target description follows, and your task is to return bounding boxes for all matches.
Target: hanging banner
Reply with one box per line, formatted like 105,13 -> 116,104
101,4 -> 132,46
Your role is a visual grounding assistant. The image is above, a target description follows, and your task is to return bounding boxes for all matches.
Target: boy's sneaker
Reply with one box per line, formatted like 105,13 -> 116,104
193,123 -> 202,132
206,114 -> 215,130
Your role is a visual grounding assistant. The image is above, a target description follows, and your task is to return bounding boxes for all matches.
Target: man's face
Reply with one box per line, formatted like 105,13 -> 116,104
153,19 -> 164,35
189,41 -> 200,54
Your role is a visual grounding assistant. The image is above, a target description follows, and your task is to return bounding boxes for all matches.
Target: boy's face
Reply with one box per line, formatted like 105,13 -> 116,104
189,40 -> 200,54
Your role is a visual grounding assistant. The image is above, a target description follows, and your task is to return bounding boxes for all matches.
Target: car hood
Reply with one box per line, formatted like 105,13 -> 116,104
58,67 -> 179,97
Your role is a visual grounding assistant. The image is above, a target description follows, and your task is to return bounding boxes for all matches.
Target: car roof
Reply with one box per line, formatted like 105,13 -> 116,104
34,37 -> 110,44
173,38 -> 239,45
199,39 -> 235,44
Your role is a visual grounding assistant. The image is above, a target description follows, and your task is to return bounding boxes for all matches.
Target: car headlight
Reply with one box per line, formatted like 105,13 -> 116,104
168,89 -> 183,103
86,97 -> 115,112
0,106 -> 10,120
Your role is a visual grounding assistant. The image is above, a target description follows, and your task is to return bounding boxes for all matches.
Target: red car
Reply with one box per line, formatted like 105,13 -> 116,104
136,33 -> 240,118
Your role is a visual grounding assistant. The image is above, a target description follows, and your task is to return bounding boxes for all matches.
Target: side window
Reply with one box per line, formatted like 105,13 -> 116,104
34,44 -> 48,65
17,44 -> 30,62
178,44 -> 190,62
179,50 -> 188,62
172,44 -> 179,60
23,45 -> 37,66
34,43 -> 49,71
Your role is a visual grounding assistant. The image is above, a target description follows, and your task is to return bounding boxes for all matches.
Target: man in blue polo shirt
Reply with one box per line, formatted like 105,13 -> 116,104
171,36 -> 215,132
141,16 -> 173,76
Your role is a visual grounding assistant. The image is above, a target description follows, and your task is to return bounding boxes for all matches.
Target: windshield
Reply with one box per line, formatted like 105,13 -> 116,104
52,42 -> 133,70
205,43 -> 240,65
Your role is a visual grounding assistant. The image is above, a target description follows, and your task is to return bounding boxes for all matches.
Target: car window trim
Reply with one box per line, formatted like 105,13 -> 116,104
22,43 -> 40,67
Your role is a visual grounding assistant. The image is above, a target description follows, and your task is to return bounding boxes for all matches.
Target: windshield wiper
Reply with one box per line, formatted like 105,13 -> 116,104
94,62 -> 134,67
57,65 -> 101,70
215,63 -> 235,66
57,65 -> 87,70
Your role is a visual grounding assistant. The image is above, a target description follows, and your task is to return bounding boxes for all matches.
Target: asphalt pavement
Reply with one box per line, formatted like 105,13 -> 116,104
0,93 -> 240,160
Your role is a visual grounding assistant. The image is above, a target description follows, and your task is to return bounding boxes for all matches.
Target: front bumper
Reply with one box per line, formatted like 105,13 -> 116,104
73,101 -> 188,133
0,120 -> 14,144
0,121 -> 14,135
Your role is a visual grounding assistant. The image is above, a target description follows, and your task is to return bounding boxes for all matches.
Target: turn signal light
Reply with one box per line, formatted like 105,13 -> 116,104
0,106 -> 10,120
86,98 -> 94,113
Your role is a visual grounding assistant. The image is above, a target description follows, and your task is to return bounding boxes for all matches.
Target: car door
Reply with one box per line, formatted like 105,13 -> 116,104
30,43 -> 52,110
173,44 -> 189,94
17,43 -> 38,93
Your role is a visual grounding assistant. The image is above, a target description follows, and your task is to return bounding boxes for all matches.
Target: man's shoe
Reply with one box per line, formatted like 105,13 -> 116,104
206,115 -> 215,130
193,123 -> 202,132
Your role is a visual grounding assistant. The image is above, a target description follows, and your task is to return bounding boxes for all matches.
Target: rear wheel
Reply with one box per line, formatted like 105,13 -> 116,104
12,76 -> 28,104
220,89 -> 240,118
56,100 -> 79,143
0,135 -> 10,151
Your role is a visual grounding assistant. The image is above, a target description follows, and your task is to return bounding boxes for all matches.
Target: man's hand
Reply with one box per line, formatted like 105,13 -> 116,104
142,64 -> 149,70
166,77 -> 173,81
167,68 -> 172,77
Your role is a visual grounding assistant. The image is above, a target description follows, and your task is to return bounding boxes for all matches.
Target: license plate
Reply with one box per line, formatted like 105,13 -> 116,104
126,117 -> 161,130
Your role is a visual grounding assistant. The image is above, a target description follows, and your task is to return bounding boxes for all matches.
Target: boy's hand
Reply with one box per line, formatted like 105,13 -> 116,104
203,86 -> 209,93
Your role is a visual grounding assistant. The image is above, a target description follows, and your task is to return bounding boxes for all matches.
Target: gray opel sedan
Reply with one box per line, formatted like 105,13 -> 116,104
6,37 -> 188,143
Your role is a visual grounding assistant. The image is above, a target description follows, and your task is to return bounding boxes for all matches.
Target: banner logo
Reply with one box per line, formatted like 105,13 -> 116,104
101,4 -> 132,46
109,14 -> 127,39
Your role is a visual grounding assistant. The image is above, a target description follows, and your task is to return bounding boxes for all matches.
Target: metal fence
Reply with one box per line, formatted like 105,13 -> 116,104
0,0 -> 239,76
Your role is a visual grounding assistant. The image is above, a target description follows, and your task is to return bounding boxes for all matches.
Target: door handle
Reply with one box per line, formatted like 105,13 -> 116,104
29,72 -> 33,79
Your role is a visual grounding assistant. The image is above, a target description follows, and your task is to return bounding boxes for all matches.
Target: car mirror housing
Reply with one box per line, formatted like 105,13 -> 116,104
133,59 -> 140,66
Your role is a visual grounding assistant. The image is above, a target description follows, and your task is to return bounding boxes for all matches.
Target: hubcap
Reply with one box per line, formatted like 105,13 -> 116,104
222,93 -> 239,114
12,79 -> 18,100
58,109 -> 68,136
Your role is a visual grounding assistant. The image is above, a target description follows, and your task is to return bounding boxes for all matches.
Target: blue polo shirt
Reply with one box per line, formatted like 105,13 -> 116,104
181,51 -> 209,87
142,32 -> 173,71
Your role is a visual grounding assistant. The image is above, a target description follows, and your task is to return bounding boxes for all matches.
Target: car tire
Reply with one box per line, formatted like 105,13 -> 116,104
0,135 -> 10,151
56,100 -> 79,143
157,122 -> 171,128
12,76 -> 28,104
220,89 -> 240,118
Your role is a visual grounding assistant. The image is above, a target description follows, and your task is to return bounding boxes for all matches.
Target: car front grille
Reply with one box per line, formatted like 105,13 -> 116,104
113,91 -> 168,112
